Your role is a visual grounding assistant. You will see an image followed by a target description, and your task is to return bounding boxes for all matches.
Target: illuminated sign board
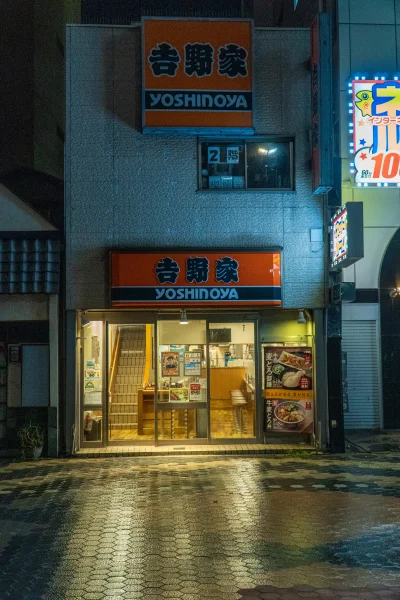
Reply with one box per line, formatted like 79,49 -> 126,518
142,18 -> 253,134
110,251 -> 281,307
351,78 -> 400,186
330,203 -> 364,269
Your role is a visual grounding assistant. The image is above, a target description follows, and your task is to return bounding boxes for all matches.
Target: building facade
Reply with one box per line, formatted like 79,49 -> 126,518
334,0 -> 400,431
0,175 -> 61,457
65,22 -> 329,453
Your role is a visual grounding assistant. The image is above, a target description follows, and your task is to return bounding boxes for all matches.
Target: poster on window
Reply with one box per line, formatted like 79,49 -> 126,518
264,346 -> 313,434
161,351 -> 180,377
226,146 -> 240,164
189,383 -> 202,401
184,352 -> 202,376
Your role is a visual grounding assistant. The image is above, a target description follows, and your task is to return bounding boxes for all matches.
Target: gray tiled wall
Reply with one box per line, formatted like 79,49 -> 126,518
66,25 -> 326,310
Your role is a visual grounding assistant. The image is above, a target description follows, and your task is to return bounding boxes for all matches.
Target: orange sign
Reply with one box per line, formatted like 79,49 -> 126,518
142,19 -> 253,132
111,251 -> 281,307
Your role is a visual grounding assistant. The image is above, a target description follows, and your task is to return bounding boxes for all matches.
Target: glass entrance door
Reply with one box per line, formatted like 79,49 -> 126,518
209,321 -> 256,439
108,324 -> 155,441
156,319 -> 208,442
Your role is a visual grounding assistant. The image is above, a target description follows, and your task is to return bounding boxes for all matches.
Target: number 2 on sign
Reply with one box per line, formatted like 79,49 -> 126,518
371,153 -> 400,179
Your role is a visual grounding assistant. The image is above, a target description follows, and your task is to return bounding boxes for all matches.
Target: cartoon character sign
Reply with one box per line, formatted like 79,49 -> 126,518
352,79 -> 400,185
161,352 -> 180,377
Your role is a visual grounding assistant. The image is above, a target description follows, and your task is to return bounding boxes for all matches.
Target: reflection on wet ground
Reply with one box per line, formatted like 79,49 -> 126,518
0,454 -> 400,600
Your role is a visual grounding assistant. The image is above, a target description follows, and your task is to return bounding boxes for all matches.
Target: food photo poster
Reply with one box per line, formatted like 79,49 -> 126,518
264,346 -> 313,434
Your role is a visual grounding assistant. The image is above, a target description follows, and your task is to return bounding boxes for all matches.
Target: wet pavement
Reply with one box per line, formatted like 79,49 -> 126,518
0,454 -> 400,600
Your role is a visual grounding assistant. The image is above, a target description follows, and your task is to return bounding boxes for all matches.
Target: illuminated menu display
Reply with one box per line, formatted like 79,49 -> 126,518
330,203 -> 364,269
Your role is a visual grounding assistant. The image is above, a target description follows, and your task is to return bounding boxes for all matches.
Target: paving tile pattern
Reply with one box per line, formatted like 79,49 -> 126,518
0,454 -> 400,600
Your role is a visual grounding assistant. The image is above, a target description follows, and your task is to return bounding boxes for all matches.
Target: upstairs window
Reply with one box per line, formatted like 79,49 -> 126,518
199,139 -> 294,191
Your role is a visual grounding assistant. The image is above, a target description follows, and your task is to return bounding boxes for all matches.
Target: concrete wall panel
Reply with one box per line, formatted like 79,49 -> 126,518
66,26 -> 324,310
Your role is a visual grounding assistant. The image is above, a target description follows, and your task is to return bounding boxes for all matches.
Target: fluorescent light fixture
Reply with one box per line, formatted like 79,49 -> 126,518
179,310 -> 189,325
258,147 -> 268,154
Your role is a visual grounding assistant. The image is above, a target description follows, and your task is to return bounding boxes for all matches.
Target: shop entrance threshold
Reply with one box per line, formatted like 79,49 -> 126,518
75,443 -> 316,458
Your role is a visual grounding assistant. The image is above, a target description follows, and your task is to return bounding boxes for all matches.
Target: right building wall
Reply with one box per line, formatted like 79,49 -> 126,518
336,0 -> 400,429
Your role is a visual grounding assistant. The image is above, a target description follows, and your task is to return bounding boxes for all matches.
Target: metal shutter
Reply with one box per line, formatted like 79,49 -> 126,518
342,320 -> 381,429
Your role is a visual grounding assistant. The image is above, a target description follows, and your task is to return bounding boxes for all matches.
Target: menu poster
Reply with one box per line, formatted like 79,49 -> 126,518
161,351 -> 180,377
265,397 -> 313,433
264,347 -> 312,391
264,346 -> 313,434
184,352 -> 202,376
170,388 -> 189,402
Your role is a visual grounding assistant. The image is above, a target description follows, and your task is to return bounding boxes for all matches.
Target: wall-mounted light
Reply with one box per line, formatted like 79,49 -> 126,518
179,309 -> 189,325
389,288 -> 400,298
297,310 -> 307,325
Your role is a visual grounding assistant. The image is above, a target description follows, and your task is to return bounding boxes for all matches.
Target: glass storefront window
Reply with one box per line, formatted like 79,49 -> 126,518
157,409 -> 197,440
157,320 -> 207,404
157,320 -> 208,440
209,322 -> 256,439
199,139 -> 293,191
82,320 -> 103,407
83,410 -> 102,441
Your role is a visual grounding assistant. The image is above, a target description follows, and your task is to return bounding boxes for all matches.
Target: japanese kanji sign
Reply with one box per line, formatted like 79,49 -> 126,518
142,19 -> 253,132
110,251 -> 281,307
352,79 -> 400,185
330,202 -> 364,269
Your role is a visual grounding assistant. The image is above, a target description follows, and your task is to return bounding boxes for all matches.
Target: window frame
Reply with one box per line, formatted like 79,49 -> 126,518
198,137 -> 295,192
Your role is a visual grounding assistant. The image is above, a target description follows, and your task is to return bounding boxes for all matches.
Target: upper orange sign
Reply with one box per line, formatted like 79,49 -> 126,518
142,19 -> 253,132
111,251 -> 281,307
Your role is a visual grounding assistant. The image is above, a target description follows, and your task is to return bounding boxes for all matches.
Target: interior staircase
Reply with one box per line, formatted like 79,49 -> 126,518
109,325 -> 146,437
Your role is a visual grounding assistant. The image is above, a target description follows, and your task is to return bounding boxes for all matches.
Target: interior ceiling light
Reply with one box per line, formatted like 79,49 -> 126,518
179,309 -> 189,325
389,288 -> 400,298
258,147 -> 277,155
297,310 -> 307,325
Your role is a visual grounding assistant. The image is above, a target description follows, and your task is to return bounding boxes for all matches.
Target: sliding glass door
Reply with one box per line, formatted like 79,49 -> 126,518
156,319 -> 208,442
209,321 -> 256,439
108,324 -> 155,442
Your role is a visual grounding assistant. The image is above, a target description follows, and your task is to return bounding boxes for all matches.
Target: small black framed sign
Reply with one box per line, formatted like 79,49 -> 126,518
9,345 -> 21,362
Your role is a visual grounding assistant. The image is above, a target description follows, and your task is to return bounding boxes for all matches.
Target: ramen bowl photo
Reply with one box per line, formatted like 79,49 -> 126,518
274,401 -> 307,428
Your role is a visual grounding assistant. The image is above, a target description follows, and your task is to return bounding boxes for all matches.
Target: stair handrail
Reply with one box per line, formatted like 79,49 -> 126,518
108,326 -> 121,400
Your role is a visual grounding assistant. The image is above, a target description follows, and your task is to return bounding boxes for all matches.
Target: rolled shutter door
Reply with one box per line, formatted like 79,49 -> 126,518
342,320 -> 380,429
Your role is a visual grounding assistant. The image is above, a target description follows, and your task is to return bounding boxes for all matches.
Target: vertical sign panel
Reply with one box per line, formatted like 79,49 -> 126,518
142,19 -> 253,133
311,13 -> 333,195
352,79 -> 400,186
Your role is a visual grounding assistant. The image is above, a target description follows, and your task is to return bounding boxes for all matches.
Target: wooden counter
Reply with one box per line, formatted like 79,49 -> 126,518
209,367 -> 246,400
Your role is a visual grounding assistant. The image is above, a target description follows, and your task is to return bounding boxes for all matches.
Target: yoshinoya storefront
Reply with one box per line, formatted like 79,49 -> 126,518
65,19 -> 328,453
68,250 -> 326,451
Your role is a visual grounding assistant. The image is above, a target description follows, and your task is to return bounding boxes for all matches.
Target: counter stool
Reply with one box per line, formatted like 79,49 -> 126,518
230,390 -> 247,434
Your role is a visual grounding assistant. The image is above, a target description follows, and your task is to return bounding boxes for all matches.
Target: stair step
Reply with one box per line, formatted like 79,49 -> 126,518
110,423 -> 138,429
112,394 -> 138,402
118,360 -> 145,367
117,367 -> 144,375
116,376 -> 142,384
110,403 -> 137,412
